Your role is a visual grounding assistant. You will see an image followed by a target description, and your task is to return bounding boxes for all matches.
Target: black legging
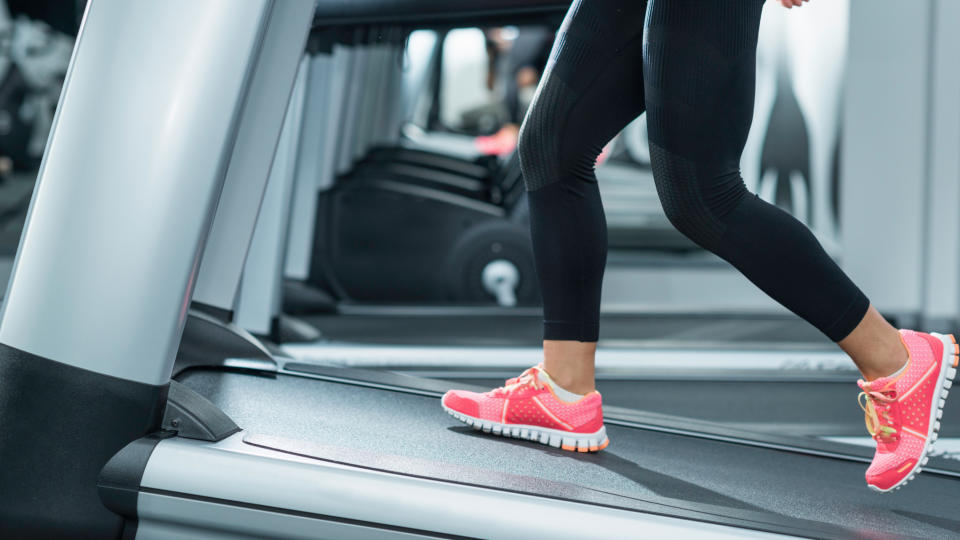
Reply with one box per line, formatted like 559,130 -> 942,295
518,0 -> 869,343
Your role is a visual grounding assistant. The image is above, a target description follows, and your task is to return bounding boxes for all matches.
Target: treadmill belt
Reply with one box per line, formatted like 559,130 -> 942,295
178,369 -> 960,539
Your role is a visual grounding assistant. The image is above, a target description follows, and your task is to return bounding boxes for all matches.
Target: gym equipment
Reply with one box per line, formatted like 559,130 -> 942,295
2,2 -> 958,539
160,363 -> 960,539
277,22 -> 539,308
0,1 -> 310,537
310,151 -> 536,306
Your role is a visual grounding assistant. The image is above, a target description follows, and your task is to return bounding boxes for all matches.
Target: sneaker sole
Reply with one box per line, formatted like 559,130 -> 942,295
869,332 -> 958,493
442,403 -> 610,453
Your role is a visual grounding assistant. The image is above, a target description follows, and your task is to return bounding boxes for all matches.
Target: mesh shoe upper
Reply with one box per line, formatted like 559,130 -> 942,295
858,330 -> 946,490
442,366 -> 604,434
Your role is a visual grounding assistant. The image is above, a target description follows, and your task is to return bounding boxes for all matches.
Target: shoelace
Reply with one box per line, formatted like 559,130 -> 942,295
490,366 -> 543,397
503,363 -> 543,387
858,387 -> 898,441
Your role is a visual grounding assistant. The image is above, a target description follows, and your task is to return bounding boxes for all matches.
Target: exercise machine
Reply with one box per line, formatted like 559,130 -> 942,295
1,1 -> 958,539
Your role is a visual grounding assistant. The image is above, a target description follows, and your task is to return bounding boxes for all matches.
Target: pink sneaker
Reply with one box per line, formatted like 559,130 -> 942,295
441,365 -> 609,452
857,330 -> 958,492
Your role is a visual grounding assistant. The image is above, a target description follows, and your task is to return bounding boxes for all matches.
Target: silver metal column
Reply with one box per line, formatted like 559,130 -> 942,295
284,49 -> 334,281
921,0 -> 960,330
336,33 -> 367,174
323,43 -> 354,188
190,0 -> 315,317
356,30 -> 391,159
840,0 -> 930,320
284,39 -> 351,279
236,59 -> 308,335
842,0 -> 960,329
0,0 -> 273,386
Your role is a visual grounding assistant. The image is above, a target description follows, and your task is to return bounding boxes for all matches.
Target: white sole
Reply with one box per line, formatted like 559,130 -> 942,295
869,332 -> 958,493
442,403 -> 610,453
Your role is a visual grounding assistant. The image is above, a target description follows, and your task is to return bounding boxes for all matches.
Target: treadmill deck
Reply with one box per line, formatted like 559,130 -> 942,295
178,367 -> 960,539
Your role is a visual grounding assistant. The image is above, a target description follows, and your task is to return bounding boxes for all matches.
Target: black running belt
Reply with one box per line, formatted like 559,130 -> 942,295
276,362 -> 960,477
178,368 -> 960,539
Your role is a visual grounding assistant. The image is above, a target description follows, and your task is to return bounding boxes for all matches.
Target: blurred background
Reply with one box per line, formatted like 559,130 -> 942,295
0,0 -> 957,338
0,0 -> 80,275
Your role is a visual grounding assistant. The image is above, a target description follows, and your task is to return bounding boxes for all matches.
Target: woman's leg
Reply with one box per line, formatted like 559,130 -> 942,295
838,306 -> 908,380
642,0 -> 905,378
518,0 -> 649,394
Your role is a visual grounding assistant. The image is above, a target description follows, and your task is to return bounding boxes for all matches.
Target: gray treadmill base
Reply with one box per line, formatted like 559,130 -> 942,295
175,367 -> 960,539
137,431 -> 778,540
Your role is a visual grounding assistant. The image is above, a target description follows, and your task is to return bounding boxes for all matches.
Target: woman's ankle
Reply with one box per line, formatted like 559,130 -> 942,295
542,340 -> 597,394
838,306 -> 908,380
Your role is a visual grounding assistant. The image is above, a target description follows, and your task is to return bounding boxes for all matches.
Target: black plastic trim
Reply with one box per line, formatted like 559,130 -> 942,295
0,343 -> 168,539
161,380 -> 241,441
275,314 -> 323,344
173,309 -> 278,377
98,432 -> 175,519
190,301 -> 234,324
281,279 -> 337,315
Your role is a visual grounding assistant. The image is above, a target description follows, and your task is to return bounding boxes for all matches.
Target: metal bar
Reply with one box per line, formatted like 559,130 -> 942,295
0,0 -> 273,384
191,0 -> 316,315
236,58 -> 309,334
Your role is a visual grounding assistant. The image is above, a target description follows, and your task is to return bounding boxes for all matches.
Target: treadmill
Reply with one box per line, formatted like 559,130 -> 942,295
1,1 -> 959,539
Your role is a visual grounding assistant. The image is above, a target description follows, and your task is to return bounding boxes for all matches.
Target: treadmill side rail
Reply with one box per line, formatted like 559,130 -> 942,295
98,433 -> 176,522
137,432 -> 786,540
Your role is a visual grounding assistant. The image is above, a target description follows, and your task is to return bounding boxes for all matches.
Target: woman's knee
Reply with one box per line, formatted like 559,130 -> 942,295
516,116 -> 546,191
517,84 -> 566,192
649,143 -> 748,249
